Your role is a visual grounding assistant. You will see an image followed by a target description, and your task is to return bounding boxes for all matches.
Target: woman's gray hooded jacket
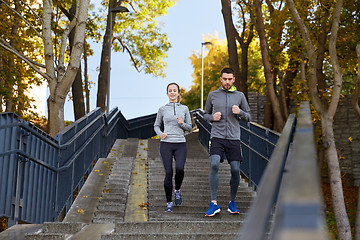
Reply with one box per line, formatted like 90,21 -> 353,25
154,102 -> 192,143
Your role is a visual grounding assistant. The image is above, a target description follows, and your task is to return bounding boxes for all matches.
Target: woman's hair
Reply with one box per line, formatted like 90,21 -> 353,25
167,82 -> 181,103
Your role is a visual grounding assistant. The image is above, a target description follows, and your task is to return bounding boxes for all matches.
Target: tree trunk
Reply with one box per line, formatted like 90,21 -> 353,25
0,50 -> 3,112
96,0 -> 116,112
253,0 -> 284,131
352,43 -> 360,240
72,66 -> 85,120
43,0 -> 90,136
47,93 -> 66,136
221,0 -> 242,91
5,0 -> 21,113
84,41 -> 90,114
67,3 -> 85,121
322,116 -> 352,240
287,0 -> 351,238
264,94 -> 273,129
356,187 -> 360,240
240,41 -> 249,98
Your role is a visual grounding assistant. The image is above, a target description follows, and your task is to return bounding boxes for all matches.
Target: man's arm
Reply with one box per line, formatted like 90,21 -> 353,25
203,93 -> 215,122
239,94 -> 251,122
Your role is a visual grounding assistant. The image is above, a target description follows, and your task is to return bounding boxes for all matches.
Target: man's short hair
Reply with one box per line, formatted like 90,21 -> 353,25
221,67 -> 235,76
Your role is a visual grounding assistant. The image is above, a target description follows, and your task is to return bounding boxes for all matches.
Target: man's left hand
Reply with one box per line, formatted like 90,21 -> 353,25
232,105 -> 241,115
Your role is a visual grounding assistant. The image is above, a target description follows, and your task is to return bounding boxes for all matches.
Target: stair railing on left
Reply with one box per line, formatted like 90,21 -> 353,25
0,107 -> 156,227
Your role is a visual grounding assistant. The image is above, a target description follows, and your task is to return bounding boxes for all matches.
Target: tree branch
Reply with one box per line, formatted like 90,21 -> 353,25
114,36 -> 141,72
0,38 -> 50,80
1,0 -> 43,39
327,0 -> 343,117
19,0 -> 42,23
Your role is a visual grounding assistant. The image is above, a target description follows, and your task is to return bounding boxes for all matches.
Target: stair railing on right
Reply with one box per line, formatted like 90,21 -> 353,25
238,101 -> 328,239
193,108 -> 280,188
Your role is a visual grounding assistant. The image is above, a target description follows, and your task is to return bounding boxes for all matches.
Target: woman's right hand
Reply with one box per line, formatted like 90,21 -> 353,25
161,133 -> 168,139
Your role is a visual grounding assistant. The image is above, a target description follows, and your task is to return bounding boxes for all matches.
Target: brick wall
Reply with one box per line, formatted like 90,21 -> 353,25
248,93 -> 360,186
248,92 -> 266,126
334,96 -> 360,186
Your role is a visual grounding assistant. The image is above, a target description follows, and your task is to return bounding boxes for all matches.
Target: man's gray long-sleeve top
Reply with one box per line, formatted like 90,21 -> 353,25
204,87 -> 251,140
154,102 -> 192,143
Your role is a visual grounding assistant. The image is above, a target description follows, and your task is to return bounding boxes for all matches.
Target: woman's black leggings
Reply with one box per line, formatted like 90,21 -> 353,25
159,142 -> 187,202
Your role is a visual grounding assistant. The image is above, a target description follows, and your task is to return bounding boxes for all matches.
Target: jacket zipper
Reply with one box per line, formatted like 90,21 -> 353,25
173,102 -> 176,115
225,91 -> 228,138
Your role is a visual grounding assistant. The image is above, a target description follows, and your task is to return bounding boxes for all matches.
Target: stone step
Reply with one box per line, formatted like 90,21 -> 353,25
114,220 -> 242,233
148,205 -> 251,213
148,211 -> 248,221
148,189 -> 254,197
24,233 -> 67,240
100,233 -> 239,240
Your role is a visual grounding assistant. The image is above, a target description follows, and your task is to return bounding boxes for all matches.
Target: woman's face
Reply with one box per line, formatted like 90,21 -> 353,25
167,84 -> 180,102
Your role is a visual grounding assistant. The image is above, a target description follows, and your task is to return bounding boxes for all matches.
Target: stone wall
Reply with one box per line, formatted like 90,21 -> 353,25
248,92 -> 266,126
248,93 -> 360,186
334,96 -> 360,186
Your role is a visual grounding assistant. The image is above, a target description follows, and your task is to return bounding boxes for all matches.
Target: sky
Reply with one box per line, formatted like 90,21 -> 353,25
63,0 -> 227,120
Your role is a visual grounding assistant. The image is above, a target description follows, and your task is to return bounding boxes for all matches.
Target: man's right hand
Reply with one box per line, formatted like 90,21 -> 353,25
213,112 -> 222,121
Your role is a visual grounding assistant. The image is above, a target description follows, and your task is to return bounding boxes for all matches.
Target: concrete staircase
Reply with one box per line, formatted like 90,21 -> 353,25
4,132 -> 255,240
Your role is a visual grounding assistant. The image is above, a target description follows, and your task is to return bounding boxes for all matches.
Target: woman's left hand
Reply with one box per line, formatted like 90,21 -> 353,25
177,117 -> 183,125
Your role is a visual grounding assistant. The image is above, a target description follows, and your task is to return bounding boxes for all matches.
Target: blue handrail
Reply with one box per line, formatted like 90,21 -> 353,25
0,107 -> 156,227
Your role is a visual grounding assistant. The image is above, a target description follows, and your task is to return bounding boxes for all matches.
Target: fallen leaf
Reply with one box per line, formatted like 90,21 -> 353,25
77,209 -> 85,214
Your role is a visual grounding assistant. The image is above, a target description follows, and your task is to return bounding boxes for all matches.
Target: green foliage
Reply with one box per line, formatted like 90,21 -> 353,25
181,34 -> 264,110
96,0 -> 176,78
0,0 -> 44,116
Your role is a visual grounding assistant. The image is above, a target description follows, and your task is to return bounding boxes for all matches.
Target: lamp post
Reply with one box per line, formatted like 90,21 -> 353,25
201,41 -> 212,110
106,6 -> 129,114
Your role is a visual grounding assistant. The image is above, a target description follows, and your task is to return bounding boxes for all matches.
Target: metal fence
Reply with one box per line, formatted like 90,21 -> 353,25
238,101 -> 328,239
194,109 -> 280,188
0,107 -> 156,227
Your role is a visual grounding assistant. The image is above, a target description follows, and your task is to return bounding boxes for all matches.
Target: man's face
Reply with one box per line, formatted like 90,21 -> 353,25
220,73 -> 235,90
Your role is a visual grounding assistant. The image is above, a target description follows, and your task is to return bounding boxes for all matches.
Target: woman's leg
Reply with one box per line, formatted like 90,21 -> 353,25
173,143 -> 187,190
159,142 -> 174,202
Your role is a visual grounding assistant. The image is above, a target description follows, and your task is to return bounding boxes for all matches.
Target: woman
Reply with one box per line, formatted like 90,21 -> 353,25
154,82 -> 192,212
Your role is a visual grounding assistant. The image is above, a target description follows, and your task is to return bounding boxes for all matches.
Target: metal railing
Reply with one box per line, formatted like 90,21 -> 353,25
238,102 -> 328,239
194,109 -> 280,188
0,107 -> 156,227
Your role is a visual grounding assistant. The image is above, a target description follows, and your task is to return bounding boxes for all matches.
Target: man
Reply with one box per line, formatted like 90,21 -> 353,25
204,67 -> 251,217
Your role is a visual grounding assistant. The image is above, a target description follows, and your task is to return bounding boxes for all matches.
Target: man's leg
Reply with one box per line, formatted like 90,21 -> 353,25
227,160 -> 240,214
205,154 -> 222,216
229,160 -> 240,201
209,154 -> 221,201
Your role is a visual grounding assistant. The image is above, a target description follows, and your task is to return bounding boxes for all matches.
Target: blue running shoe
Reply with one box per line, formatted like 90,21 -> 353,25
205,202 -> 220,217
174,190 -> 182,206
227,201 -> 239,214
165,202 -> 173,212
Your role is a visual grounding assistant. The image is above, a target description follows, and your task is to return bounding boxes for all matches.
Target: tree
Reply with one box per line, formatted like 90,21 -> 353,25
0,0 -> 44,118
0,0 -> 90,136
352,43 -> 360,240
287,0 -> 352,239
57,1 -> 86,120
96,0 -> 174,112
182,34 -> 264,110
253,0 -> 285,131
220,0 -> 255,98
